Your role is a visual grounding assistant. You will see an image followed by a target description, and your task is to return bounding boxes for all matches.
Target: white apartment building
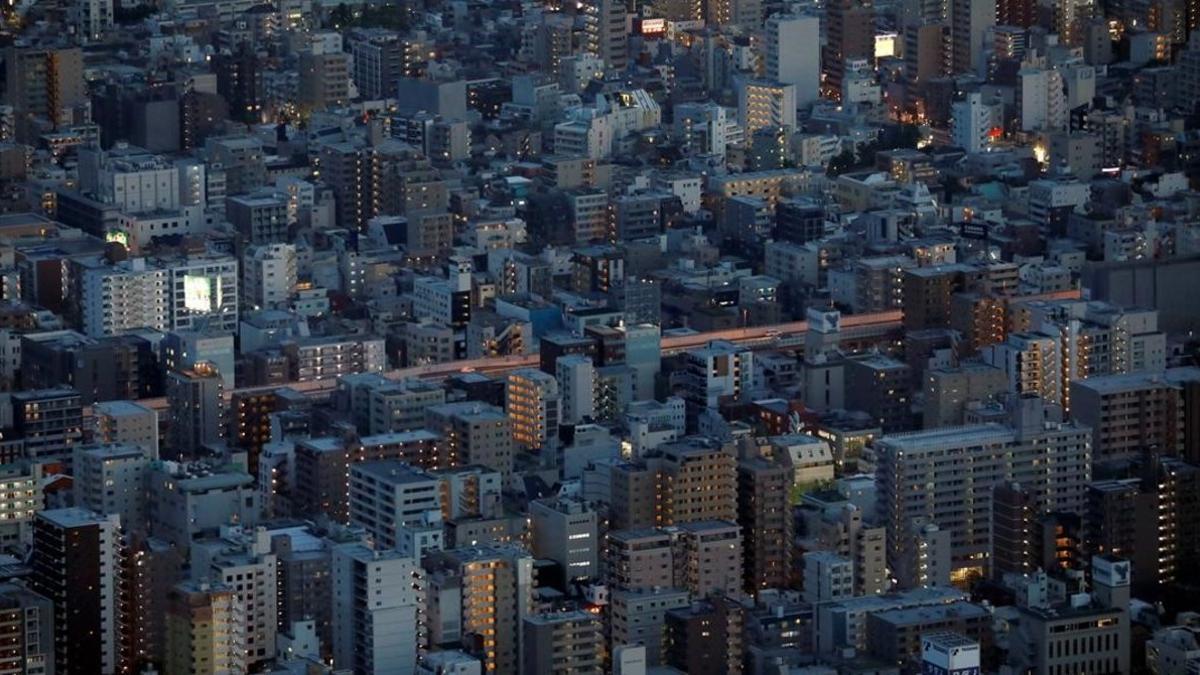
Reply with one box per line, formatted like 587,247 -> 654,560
332,544 -> 425,675
1020,66 -> 1067,132
674,102 -> 729,159
738,79 -> 797,133
557,354 -> 597,425
242,243 -> 298,311
0,463 -> 42,544
80,258 -> 170,337
765,14 -> 820,105
952,92 -> 1001,153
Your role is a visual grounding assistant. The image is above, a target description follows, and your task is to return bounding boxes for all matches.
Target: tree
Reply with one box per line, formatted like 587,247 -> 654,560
826,148 -> 857,176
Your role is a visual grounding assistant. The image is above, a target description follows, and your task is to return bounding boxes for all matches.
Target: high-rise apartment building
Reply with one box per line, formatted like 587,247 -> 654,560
165,363 -> 226,460
0,583 -> 54,674
164,581 -> 246,675
557,355 -> 597,425
1069,372 -> 1184,463
425,402 -> 514,485
73,443 -> 150,532
737,457 -> 793,592
423,546 -> 533,674
347,28 -> 426,100
586,0 -> 628,71
332,544 -> 426,675
609,586 -> 690,667
523,610 -> 604,674
9,388 -> 84,462
349,460 -> 443,552
764,15 -> 820,106
3,45 -> 86,141
506,368 -> 561,453
214,43 -> 263,124
664,596 -> 745,675
606,528 -> 675,591
91,400 -> 159,458
671,520 -> 743,598
29,508 -> 122,675
951,0 -> 996,74
876,397 -> 1091,579
737,80 -> 798,133
822,0 -> 875,98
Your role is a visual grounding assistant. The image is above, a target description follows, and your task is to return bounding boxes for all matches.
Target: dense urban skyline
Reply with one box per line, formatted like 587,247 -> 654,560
0,0 -> 1198,673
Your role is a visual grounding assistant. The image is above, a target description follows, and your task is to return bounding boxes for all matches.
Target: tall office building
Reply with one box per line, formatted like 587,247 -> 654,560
876,397 -> 1090,580
332,544 -> 426,675
163,581 -> 246,675
530,497 -> 599,583
29,508 -> 122,675
764,15 -> 820,106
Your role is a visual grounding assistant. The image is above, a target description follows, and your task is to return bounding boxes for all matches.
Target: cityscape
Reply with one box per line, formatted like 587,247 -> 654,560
0,0 -> 1198,672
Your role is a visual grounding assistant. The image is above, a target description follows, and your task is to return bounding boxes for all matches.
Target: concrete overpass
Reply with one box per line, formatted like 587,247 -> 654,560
126,310 -> 904,413
127,288 -> 1081,414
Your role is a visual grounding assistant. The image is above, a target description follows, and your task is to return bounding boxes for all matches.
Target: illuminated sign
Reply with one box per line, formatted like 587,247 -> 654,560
183,275 -> 221,313
105,230 -> 129,247
639,18 -> 666,36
